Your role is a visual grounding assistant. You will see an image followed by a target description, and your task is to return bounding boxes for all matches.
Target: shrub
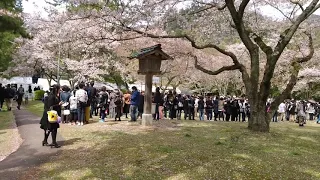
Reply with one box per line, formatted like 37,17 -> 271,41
34,90 -> 45,100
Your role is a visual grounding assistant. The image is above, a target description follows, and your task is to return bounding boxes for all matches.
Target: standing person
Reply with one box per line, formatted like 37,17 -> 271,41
0,83 -> 5,111
213,96 -> 219,121
98,86 -> 109,122
194,96 -> 199,118
130,86 -> 140,122
40,84 -> 62,148
231,99 -> 239,121
123,91 -> 131,119
278,102 -> 286,121
87,81 -> 97,118
114,91 -> 123,121
69,90 -> 78,125
188,95 -> 195,120
218,97 -> 225,121
224,100 -> 232,121
297,101 -> 306,126
183,95 -> 189,120
177,94 -> 184,120
109,91 -> 116,119
4,84 -> 15,111
16,85 -> 24,110
60,86 -> 71,124
28,85 -> 33,100
307,103 -> 315,121
138,91 -> 144,119
198,96 -> 205,121
239,99 -> 246,122
75,83 -> 88,126
154,87 -> 162,120
206,96 -> 213,121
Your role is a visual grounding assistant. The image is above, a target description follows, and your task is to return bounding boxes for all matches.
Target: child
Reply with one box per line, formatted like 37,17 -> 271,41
69,90 -> 78,125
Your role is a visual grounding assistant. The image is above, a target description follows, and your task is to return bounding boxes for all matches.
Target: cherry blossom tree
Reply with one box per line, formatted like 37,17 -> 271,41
55,0 -> 320,132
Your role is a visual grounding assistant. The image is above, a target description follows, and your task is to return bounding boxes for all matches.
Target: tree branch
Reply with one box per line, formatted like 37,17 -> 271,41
238,0 -> 251,19
191,54 -> 240,75
290,0 -> 305,11
252,33 -> 273,54
260,0 -> 319,101
266,33 -> 313,107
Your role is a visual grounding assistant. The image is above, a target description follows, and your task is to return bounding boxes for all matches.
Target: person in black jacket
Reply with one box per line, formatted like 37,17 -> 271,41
154,87 -> 162,120
138,91 -> 144,119
40,85 -> 62,148
224,100 -> 232,121
198,96 -> 205,121
188,95 -> 195,120
206,96 -> 214,120
0,84 -> 4,111
231,99 -> 240,121
4,84 -> 15,111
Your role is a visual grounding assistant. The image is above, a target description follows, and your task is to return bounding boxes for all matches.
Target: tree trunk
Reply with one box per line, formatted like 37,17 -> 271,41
248,100 -> 270,132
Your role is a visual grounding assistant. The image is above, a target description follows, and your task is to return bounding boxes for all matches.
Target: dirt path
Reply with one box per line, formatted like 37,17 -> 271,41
0,109 -> 63,180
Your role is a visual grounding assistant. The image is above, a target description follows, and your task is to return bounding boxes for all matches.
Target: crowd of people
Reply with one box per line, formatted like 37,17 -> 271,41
0,83 -> 35,111
1,81 -> 320,148
271,100 -> 320,126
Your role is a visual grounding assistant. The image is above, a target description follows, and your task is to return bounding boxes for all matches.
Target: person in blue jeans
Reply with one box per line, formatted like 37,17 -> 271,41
205,96 -> 213,120
198,96 -> 205,121
130,86 -> 140,122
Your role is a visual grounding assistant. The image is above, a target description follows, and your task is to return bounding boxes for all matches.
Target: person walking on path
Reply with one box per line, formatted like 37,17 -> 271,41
16,85 -> 24,110
0,83 -> 4,111
130,86 -> 140,122
4,84 -> 15,111
40,84 -> 62,148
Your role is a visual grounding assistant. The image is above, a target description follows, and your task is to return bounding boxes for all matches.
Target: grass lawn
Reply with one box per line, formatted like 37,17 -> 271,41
26,101 -> 320,179
0,110 -> 22,161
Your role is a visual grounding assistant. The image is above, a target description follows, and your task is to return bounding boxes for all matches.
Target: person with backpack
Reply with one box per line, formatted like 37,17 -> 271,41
75,83 -> 88,126
40,84 -> 62,148
98,86 -> 109,122
16,85 -> 25,110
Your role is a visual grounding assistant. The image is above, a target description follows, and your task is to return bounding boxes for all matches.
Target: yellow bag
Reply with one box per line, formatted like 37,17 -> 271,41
48,110 -> 58,123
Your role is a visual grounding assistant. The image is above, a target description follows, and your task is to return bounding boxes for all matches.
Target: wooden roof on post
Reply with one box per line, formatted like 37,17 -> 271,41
129,44 -> 172,60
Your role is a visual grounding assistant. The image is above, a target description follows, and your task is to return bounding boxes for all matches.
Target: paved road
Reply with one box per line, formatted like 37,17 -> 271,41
0,109 -> 63,180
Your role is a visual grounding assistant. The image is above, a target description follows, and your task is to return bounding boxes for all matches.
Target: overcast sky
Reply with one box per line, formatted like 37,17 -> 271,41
22,0 -> 319,18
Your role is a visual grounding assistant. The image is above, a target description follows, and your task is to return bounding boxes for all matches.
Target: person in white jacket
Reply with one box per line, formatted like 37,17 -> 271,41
69,90 -> 78,125
75,83 -> 88,126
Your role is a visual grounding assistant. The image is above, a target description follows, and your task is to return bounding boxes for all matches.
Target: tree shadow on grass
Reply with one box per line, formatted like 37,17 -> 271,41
26,123 -> 320,180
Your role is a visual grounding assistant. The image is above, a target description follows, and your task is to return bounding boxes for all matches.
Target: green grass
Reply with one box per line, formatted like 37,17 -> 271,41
26,100 -> 44,117
24,101 -> 320,179
0,110 -> 22,161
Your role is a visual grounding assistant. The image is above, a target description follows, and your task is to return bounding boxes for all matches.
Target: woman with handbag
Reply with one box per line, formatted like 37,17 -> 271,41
40,84 -> 62,148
